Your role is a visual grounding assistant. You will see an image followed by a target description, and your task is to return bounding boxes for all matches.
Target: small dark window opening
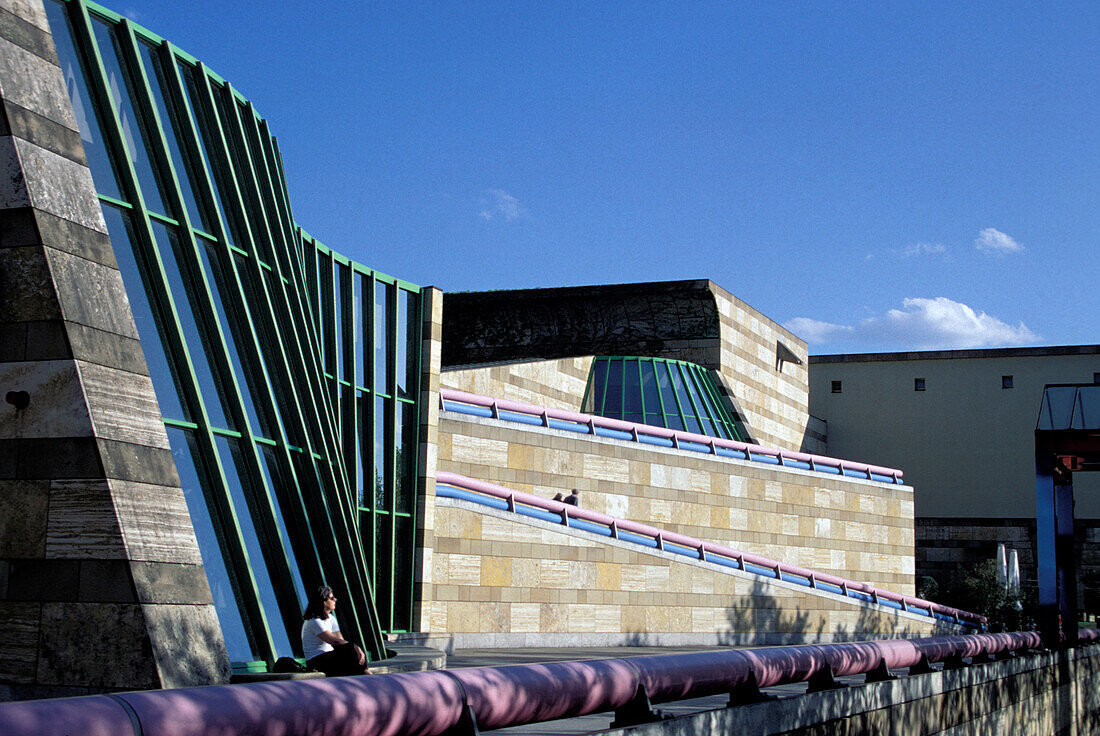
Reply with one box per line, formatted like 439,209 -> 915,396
831,380 -> 842,394
1002,375 -> 1014,390
1094,372 -> 1100,385
914,378 -> 926,391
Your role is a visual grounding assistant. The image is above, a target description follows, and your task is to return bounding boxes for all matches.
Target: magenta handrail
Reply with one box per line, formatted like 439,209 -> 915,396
436,471 -> 985,626
2,630 -> 1096,736
440,388 -> 904,483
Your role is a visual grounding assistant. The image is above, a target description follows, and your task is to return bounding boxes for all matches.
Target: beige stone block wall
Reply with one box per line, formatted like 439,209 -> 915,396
440,356 -> 595,412
438,412 -> 917,595
427,501 -> 946,647
710,284 -> 810,451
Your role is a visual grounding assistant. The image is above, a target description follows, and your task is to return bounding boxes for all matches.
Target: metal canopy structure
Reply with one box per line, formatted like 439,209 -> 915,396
1035,383 -> 1100,648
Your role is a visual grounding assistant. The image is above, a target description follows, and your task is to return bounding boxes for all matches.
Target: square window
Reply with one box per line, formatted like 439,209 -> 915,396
1002,375 -> 1014,389
914,378 -> 926,391
831,380 -> 842,394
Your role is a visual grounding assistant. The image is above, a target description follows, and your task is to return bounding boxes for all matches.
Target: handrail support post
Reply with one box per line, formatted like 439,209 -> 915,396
727,672 -> 777,707
610,683 -> 665,728
806,664 -> 846,693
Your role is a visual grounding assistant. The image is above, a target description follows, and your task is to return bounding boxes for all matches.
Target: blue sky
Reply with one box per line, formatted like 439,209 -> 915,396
126,2 -> 1097,354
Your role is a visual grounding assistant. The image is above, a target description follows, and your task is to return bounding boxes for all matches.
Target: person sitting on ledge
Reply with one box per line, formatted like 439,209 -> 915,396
552,492 -> 564,502
301,585 -> 370,676
563,488 -> 580,507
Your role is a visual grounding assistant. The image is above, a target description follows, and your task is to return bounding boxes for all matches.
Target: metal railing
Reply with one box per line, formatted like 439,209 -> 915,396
3,630 -> 1096,736
436,471 -> 984,629
441,389 -> 905,484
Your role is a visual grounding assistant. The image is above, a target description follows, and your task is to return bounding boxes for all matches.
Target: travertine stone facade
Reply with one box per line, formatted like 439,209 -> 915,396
428,500 -> 943,648
0,0 -> 228,698
438,412 -> 917,594
710,284 -> 809,451
413,287 -> 443,634
441,356 -> 595,412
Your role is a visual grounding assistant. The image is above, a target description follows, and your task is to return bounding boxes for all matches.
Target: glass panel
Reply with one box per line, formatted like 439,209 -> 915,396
374,281 -> 392,392
90,16 -> 168,215
319,256 -> 333,374
585,358 -> 608,414
669,365 -> 702,434
640,360 -> 662,427
656,363 -> 684,431
179,63 -> 240,246
373,396 -> 391,510
354,273 -> 365,388
603,358 -> 624,415
683,368 -> 717,436
397,289 -> 418,399
392,515 -> 413,631
150,220 -> 233,430
334,262 -> 344,379
622,359 -> 643,424
167,427 -> 254,662
215,435 -> 294,657
257,444 -> 308,612
197,237 -> 271,437
394,401 -> 416,514
100,204 -> 187,421
138,39 -> 210,231
45,0 -> 122,199
212,85 -> 265,256
373,516 -> 392,631
355,391 -> 366,506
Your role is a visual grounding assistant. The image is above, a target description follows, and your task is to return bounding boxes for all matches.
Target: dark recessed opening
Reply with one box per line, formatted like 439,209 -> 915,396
1002,375 -> 1014,390
831,380 -> 842,394
914,378 -> 926,392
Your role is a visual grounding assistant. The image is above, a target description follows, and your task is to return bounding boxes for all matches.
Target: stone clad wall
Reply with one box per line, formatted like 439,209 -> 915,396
441,356 -> 595,412
710,284 -> 810,452
0,0 -> 227,699
428,500 -> 942,648
437,412 -> 917,594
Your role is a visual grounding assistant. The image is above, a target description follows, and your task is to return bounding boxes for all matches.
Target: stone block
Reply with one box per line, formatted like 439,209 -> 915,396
0,360 -> 92,439
5,101 -> 81,165
110,479 -> 202,564
34,208 -> 115,267
0,135 -> 31,210
45,479 -> 126,559
77,559 -> 136,603
22,319 -> 68,359
142,603 -> 230,687
6,558 -> 78,601
36,601 -> 158,688
45,248 -> 136,338
64,322 -> 147,374
0,4 -> 55,62
0,245 -> 60,322
12,436 -> 100,479
96,438 -> 178,486
0,478 -> 48,556
79,361 -> 169,449
15,138 -> 103,231
0,601 -> 39,683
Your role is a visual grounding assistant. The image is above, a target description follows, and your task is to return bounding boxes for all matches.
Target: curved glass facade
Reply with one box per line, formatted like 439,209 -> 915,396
45,0 -> 421,670
583,357 -> 748,441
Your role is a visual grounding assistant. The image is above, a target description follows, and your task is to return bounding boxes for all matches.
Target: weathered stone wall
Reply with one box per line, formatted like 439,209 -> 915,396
438,412 -> 918,595
441,356 -> 595,412
601,644 -> 1100,736
413,287 -> 443,635
0,0 -> 227,699
428,500 -> 943,648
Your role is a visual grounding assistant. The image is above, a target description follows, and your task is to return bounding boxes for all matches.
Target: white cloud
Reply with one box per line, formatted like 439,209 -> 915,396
783,317 -> 854,344
901,242 -> 947,257
786,297 -> 1038,350
975,227 -> 1024,254
478,189 -> 525,222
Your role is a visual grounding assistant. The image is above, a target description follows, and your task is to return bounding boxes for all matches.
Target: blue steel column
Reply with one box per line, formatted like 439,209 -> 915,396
1036,450 -> 1058,648
1054,481 -> 1078,646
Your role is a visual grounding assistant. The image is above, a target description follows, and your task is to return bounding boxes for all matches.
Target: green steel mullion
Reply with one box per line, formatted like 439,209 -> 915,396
403,289 -> 425,631
254,116 -> 300,269
340,265 -> 358,501
684,365 -> 715,435
704,368 -> 740,440
664,361 -> 688,425
158,44 -> 327,598
68,0 -> 275,664
698,369 -> 735,440
579,358 -> 595,412
115,21 -> 307,653
674,363 -> 703,429
191,65 -> 378,657
649,359 -> 668,427
595,358 -> 610,415
386,282 -> 401,630
223,91 -> 351,503
215,79 -> 382,658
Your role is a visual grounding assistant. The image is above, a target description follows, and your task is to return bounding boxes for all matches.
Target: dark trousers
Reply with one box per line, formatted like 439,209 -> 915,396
306,642 -> 368,676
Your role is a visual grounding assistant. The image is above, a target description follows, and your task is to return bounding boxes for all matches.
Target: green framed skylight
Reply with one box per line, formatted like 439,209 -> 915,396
582,357 -> 748,441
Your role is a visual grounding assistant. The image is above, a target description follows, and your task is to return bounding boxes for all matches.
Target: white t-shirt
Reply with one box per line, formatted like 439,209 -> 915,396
301,614 -> 338,660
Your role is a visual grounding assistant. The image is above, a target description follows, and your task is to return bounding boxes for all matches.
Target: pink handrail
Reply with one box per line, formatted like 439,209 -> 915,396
436,471 -> 984,626
2,630 -> 1096,736
440,388 -> 904,482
